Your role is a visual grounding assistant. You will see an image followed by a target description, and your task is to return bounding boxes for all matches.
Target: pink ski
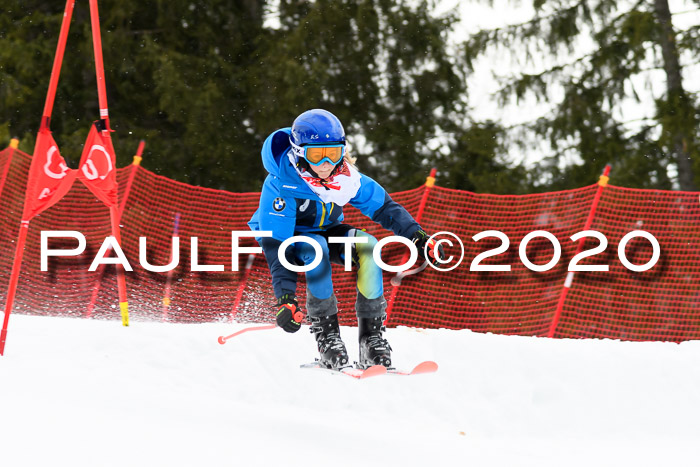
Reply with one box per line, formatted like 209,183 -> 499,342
387,361 -> 438,376
300,362 -> 387,379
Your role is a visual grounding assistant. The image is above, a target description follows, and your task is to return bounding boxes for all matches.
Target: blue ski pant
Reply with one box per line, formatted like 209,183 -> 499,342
294,224 -> 385,318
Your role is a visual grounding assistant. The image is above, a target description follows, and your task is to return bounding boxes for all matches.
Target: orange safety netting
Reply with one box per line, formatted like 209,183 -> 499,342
0,145 -> 699,341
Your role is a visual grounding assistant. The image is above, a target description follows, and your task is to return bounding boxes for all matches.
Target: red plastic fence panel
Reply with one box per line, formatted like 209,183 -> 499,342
384,184 -> 600,335
555,187 -> 700,341
0,144 -> 699,342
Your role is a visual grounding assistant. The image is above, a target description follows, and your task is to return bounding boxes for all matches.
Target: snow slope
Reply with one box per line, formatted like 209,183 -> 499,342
1,314 -> 699,467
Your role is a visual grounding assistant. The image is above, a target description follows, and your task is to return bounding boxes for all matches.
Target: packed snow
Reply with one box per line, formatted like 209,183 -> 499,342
1,313 -> 699,466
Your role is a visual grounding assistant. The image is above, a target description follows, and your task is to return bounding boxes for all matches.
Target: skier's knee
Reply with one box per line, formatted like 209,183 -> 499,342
297,236 -> 330,265
354,230 -> 377,262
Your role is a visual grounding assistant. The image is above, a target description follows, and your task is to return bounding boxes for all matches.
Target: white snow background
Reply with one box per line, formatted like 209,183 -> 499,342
1,313 -> 699,467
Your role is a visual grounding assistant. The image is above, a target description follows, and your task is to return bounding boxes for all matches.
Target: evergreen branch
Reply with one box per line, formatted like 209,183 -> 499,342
678,25 -> 700,51
618,116 -> 659,125
492,33 -> 700,107
126,29 -> 166,35
671,8 -> 700,16
471,0 -> 587,33
464,0 -> 591,67
465,0 -> 651,76
465,0 -> 645,52
502,112 -> 659,132
681,59 -> 700,67
493,49 -> 699,111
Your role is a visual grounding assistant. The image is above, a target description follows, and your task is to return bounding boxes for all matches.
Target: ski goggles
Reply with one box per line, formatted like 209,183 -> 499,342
291,140 -> 345,166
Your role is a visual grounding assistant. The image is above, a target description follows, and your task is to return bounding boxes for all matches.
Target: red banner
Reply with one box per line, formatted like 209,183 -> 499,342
77,121 -> 118,207
22,128 -> 78,220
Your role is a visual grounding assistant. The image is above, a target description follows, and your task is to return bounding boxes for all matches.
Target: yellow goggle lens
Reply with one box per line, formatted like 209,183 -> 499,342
305,146 -> 344,164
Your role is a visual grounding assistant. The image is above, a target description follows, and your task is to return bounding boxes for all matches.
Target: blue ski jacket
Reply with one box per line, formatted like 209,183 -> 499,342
248,128 -> 422,297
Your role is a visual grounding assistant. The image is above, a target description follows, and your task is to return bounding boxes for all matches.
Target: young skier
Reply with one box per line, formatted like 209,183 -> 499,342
248,109 -> 442,369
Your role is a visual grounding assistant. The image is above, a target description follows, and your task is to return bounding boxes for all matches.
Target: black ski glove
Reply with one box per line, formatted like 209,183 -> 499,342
411,229 -> 445,266
275,293 -> 303,333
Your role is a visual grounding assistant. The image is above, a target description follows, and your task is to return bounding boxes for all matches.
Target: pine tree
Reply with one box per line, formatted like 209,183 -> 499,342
1,0 -> 268,189
249,0 -> 498,191
435,121 -> 533,193
463,0 -> 700,190
0,0 -> 520,193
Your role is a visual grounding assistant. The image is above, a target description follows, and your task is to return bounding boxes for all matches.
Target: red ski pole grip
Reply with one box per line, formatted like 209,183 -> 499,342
288,304 -> 303,323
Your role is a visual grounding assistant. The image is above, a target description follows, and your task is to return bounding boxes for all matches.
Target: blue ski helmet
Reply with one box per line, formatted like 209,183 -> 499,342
291,109 -> 346,146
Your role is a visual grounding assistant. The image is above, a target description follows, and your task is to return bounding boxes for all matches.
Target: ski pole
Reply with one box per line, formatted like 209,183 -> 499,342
217,324 -> 276,344
390,260 -> 429,286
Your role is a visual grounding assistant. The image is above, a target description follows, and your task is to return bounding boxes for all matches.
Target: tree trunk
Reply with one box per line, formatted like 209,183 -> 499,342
239,0 -> 264,25
653,0 -> 697,191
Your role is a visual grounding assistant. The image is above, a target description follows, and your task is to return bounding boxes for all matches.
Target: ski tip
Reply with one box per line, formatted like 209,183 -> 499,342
359,364 -> 388,379
411,361 -> 438,375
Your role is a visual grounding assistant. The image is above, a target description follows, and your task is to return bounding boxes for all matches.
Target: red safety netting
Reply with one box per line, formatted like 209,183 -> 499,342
0,144 -> 699,341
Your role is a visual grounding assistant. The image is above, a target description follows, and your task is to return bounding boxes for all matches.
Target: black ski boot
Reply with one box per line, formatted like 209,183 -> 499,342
358,315 -> 392,368
309,314 -> 349,369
